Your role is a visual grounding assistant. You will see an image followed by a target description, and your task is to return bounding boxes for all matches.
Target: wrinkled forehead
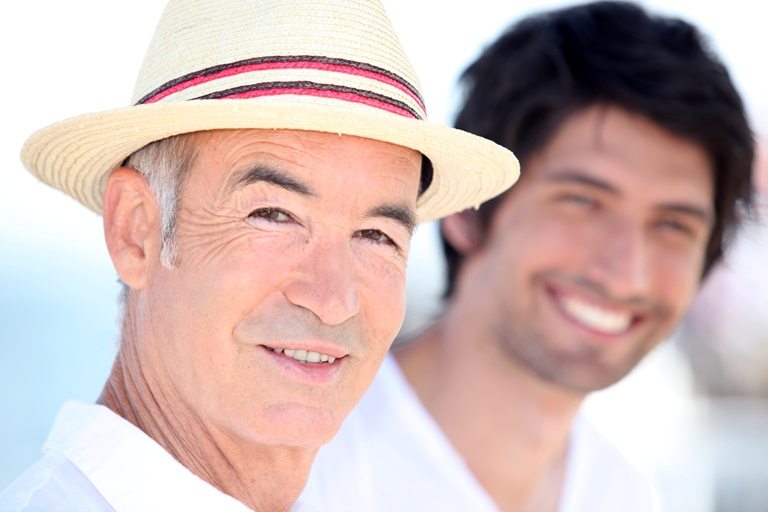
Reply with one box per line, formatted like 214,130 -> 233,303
203,129 -> 421,192
180,129 -> 423,209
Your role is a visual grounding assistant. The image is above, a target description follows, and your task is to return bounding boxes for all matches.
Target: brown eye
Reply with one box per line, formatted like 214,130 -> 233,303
248,208 -> 292,223
656,217 -> 694,237
358,229 -> 396,247
560,192 -> 598,209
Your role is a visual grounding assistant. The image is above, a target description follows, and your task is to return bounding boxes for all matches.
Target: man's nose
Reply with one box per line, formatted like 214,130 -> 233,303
282,238 -> 362,326
586,218 -> 650,299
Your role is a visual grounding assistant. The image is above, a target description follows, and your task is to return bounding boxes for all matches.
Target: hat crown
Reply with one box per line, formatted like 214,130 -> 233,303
22,0 -> 518,223
132,0 -> 426,119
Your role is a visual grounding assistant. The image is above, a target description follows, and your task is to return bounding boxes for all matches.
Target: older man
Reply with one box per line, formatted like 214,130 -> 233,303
300,2 -> 754,511
0,1 -> 517,511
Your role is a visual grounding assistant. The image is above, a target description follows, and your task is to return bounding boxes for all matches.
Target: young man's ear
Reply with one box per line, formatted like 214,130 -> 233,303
441,208 -> 484,256
102,167 -> 161,290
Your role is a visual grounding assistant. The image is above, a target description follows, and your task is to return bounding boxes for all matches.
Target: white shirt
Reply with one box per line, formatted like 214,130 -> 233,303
300,355 -> 659,511
0,401 -> 313,512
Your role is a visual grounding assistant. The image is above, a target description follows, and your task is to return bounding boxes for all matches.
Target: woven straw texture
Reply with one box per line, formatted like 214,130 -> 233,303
21,0 -> 519,222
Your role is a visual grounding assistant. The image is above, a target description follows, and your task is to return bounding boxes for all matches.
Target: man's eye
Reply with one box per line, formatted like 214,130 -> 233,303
248,208 -> 292,223
358,229 -> 396,247
561,193 -> 597,208
656,217 -> 694,237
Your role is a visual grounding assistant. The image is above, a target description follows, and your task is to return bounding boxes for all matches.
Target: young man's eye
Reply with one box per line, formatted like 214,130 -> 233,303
656,217 -> 695,237
248,208 -> 292,223
560,192 -> 597,207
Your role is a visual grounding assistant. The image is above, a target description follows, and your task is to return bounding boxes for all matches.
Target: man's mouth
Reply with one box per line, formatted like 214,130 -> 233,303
558,294 -> 634,335
267,347 -> 337,364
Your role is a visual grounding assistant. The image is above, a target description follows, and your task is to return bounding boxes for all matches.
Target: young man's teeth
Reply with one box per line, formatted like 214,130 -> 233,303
274,348 -> 336,364
561,296 -> 631,334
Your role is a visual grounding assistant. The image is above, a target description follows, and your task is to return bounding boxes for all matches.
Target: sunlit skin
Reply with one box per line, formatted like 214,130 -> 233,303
397,105 -> 714,511
100,129 -> 421,511
462,106 -> 714,391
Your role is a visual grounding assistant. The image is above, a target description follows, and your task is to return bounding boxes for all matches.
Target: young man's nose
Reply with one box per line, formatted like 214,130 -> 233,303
586,219 -> 651,299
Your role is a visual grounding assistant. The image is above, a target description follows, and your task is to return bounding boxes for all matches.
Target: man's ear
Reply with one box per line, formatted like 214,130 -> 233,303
441,209 -> 484,256
102,167 -> 161,290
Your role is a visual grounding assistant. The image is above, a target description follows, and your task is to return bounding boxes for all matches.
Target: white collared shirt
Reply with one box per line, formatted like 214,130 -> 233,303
300,354 -> 659,511
1,401 -> 311,512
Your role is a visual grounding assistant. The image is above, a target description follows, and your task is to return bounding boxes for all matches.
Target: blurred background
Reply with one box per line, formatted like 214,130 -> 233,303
1,2 -> 766,511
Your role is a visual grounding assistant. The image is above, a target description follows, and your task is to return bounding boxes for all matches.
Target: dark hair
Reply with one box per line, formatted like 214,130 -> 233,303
443,0 -> 754,297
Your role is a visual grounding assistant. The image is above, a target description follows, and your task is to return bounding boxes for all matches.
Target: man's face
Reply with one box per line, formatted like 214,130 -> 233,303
456,106 -> 713,392
140,129 -> 420,447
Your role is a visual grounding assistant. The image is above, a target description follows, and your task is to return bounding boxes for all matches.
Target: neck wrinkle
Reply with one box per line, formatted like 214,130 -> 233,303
96,298 -> 305,512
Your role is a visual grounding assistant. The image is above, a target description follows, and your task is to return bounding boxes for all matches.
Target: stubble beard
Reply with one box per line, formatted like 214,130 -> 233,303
492,311 -> 657,395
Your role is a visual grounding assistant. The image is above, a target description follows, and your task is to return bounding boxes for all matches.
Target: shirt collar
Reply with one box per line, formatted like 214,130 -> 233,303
44,400 -> 252,511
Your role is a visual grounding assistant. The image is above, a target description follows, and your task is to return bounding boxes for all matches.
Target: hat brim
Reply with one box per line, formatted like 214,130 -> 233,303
21,100 -> 519,222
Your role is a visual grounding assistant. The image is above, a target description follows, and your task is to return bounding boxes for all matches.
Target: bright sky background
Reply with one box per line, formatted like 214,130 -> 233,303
1,1 -> 766,502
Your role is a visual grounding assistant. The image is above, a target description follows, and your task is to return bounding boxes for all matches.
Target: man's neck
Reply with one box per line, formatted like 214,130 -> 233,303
97,311 -> 313,512
395,314 -> 584,512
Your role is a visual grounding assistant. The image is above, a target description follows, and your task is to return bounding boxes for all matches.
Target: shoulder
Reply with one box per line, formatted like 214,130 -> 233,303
301,355 -> 492,511
0,453 -> 111,512
560,417 -> 660,512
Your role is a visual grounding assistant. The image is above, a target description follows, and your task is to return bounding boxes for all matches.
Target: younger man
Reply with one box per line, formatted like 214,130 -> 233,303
301,2 -> 754,511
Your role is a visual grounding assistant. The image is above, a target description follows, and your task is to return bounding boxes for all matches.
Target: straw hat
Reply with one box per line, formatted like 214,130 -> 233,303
21,0 -> 519,222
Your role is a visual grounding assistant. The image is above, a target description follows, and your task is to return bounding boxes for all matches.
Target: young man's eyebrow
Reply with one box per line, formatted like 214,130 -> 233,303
656,203 -> 714,226
225,164 -> 315,198
545,170 -> 619,194
366,204 -> 416,235
548,170 -> 714,225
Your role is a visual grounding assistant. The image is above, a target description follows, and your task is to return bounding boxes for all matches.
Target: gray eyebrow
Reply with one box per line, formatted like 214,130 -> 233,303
226,164 -> 315,198
367,204 -> 416,235
226,163 -> 416,233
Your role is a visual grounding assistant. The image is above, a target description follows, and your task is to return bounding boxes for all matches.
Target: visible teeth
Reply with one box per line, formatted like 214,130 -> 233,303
561,296 -> 631,334
271,347 -> 338,364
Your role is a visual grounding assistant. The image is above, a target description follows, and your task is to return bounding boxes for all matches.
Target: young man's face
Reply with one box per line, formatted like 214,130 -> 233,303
453,105 -> 714,392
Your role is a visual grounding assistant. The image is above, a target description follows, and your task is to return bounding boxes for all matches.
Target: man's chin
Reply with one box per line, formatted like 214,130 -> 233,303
254,404 -> 342,449
549,366 -> 637,394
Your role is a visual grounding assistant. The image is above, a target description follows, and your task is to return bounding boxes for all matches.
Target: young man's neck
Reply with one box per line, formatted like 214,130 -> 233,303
97,307 -> 313,512
395,313 -> 584,512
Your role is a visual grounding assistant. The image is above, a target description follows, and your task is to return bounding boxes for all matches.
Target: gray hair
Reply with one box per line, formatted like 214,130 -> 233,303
123,133 -> 199,267
116,133 -> 198,304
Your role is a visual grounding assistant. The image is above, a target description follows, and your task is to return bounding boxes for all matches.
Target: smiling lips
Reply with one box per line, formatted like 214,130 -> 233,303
267,347 -> 338,364
557,293 -> 636,336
